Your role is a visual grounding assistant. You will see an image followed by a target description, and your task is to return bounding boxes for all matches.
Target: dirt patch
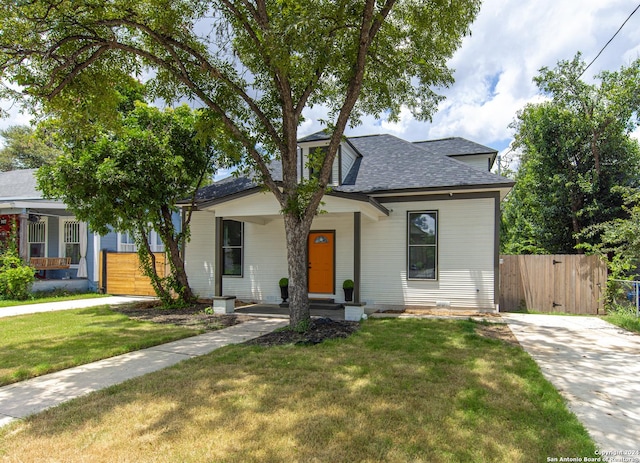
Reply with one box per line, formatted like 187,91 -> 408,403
245,318 -> 360,347
111,300 -> 254,331
475,323 -> 520,347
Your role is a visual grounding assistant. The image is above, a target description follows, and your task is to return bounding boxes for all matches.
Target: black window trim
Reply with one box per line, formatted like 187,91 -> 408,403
222,219 -> 244,277
407,210 -> 438,281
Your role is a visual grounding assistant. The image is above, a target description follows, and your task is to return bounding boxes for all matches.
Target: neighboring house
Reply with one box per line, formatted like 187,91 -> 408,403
0,169 -> 166,293
182,132 -> 515,312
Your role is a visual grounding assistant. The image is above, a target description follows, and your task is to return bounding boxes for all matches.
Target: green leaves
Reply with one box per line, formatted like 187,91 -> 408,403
503,54 -> 640,254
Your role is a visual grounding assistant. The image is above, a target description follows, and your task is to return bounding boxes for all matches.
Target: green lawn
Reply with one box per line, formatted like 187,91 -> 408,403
0,305 -> 199,386
0,318 -> 597,462
0,292 -> 109,308
605,311 -> 640,333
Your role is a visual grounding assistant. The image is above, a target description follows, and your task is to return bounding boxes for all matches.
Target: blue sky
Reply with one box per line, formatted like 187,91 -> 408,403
300,0 -> 640,158
2,0 -> 639,164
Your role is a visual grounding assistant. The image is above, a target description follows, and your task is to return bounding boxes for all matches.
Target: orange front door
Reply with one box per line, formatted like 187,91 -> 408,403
308,231 -> 335,294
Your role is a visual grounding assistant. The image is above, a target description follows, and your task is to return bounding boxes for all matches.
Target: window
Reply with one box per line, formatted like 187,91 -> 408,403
118,230 -> 165,253
222,220 -> 243,276
119,232 -> 137,252
62,220 -> 81,265
28,218 -> 47,258
308,146 -> 332,184
407,211 -> 437,280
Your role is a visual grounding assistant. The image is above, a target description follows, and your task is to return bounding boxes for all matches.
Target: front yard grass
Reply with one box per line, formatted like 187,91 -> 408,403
0,318 -> 597,462
0,306 -> 199,386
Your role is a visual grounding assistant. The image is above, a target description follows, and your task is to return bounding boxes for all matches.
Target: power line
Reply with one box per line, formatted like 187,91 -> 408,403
579,2 -> 640,78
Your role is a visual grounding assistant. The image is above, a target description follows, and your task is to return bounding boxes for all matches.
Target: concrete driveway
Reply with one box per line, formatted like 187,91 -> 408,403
503,313 -> 640,453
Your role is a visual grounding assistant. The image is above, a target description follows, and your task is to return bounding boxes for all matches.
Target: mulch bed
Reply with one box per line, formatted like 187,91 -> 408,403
245,318 -> 360,347
111,300 -> 361,346
111,300 -> 253,331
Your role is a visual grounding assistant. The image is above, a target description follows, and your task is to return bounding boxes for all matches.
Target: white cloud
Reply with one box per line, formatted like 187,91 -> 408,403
2,0 -> 639,154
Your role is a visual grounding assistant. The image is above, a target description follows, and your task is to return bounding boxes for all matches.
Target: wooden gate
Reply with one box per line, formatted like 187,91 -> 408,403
99,252 -> 167,297
500,254 -> 607,314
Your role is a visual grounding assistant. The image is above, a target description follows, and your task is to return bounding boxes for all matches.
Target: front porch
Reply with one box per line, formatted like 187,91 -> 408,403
32,278 -> 91,293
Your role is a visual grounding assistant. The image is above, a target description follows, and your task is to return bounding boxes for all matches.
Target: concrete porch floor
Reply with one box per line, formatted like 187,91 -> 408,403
234,304 -> 346,320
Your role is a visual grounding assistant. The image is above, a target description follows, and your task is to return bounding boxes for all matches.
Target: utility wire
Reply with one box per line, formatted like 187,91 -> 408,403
579,2 -> 640,78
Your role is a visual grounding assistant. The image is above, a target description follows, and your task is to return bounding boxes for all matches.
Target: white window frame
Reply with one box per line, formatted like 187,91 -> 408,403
117,230 -> 165,253
28,217 -> 48,259
59,217 -> 81,268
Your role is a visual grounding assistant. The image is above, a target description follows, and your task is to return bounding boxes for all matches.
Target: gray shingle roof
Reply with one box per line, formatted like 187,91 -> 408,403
338,134 -> 512,193
194,134 -> 513,203
413,137 -> 496,157
0,169 -> 40,199
297,130 -> 331,143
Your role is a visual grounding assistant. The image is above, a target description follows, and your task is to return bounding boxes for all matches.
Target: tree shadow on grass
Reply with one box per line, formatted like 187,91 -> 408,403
3,319 -> 597,462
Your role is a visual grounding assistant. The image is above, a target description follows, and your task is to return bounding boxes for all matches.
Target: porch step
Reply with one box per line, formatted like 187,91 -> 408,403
279,299 -> 344,310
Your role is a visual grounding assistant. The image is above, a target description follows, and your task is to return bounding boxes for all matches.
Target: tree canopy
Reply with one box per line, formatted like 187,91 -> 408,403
37,98 -> 229,305
502,54 -> 640,254
0,125 -> 61,171
0,0 -> 481,328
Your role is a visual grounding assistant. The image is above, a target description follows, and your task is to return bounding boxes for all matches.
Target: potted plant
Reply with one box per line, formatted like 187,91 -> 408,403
343,279 -> 354,302
279,277 -> 289,303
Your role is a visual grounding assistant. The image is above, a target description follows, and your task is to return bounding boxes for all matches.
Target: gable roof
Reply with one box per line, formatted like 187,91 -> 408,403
297,130 -> 332,143
0,169 -> 40,200
193,133 -> 513,203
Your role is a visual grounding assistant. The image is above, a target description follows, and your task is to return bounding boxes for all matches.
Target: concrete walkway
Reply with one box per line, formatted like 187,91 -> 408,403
503,313 -> 640,453
0,296 -> 155,318
0,317 -> 287,428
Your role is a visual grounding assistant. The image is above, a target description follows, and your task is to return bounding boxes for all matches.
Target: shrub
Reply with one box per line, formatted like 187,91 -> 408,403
0,250 -> 36,300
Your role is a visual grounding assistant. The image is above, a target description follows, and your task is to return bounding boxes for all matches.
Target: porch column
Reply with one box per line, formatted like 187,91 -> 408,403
18,212 -> 28,263
214,216 -> 223,297
354,212 -> 361,303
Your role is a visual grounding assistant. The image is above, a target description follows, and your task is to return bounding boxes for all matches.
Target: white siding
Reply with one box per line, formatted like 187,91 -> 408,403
186,193 -> 497,310
361,197 -> 496,310
223,213 -> 356,303
453,154 -> 492,171
299,142 -> 347,186
222,219 -> 288,302
340,144 -> 358,183
184,211 -> 216,297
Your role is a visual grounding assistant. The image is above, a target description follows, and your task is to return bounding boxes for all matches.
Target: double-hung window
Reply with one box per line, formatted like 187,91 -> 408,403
62,219 -> 81,265
407,211 -> 437,280
28,218 -> 47,258
118,230 -> 165,253
222,220 -> 243,276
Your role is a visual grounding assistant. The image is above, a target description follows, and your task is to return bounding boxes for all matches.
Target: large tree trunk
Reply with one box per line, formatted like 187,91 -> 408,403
283,212 -> 315,330
160,205 -> 195,303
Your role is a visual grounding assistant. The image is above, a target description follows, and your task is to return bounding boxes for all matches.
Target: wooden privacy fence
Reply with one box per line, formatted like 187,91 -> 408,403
499,254 -> 607,314
99,251 -> 167,297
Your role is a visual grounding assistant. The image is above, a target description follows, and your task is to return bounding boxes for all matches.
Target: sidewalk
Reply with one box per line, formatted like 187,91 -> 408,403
0,296 -> 156,318
0,317 -> 287,428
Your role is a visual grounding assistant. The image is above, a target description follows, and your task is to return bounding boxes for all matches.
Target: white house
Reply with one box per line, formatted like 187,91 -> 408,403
183,132 -> 514,312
